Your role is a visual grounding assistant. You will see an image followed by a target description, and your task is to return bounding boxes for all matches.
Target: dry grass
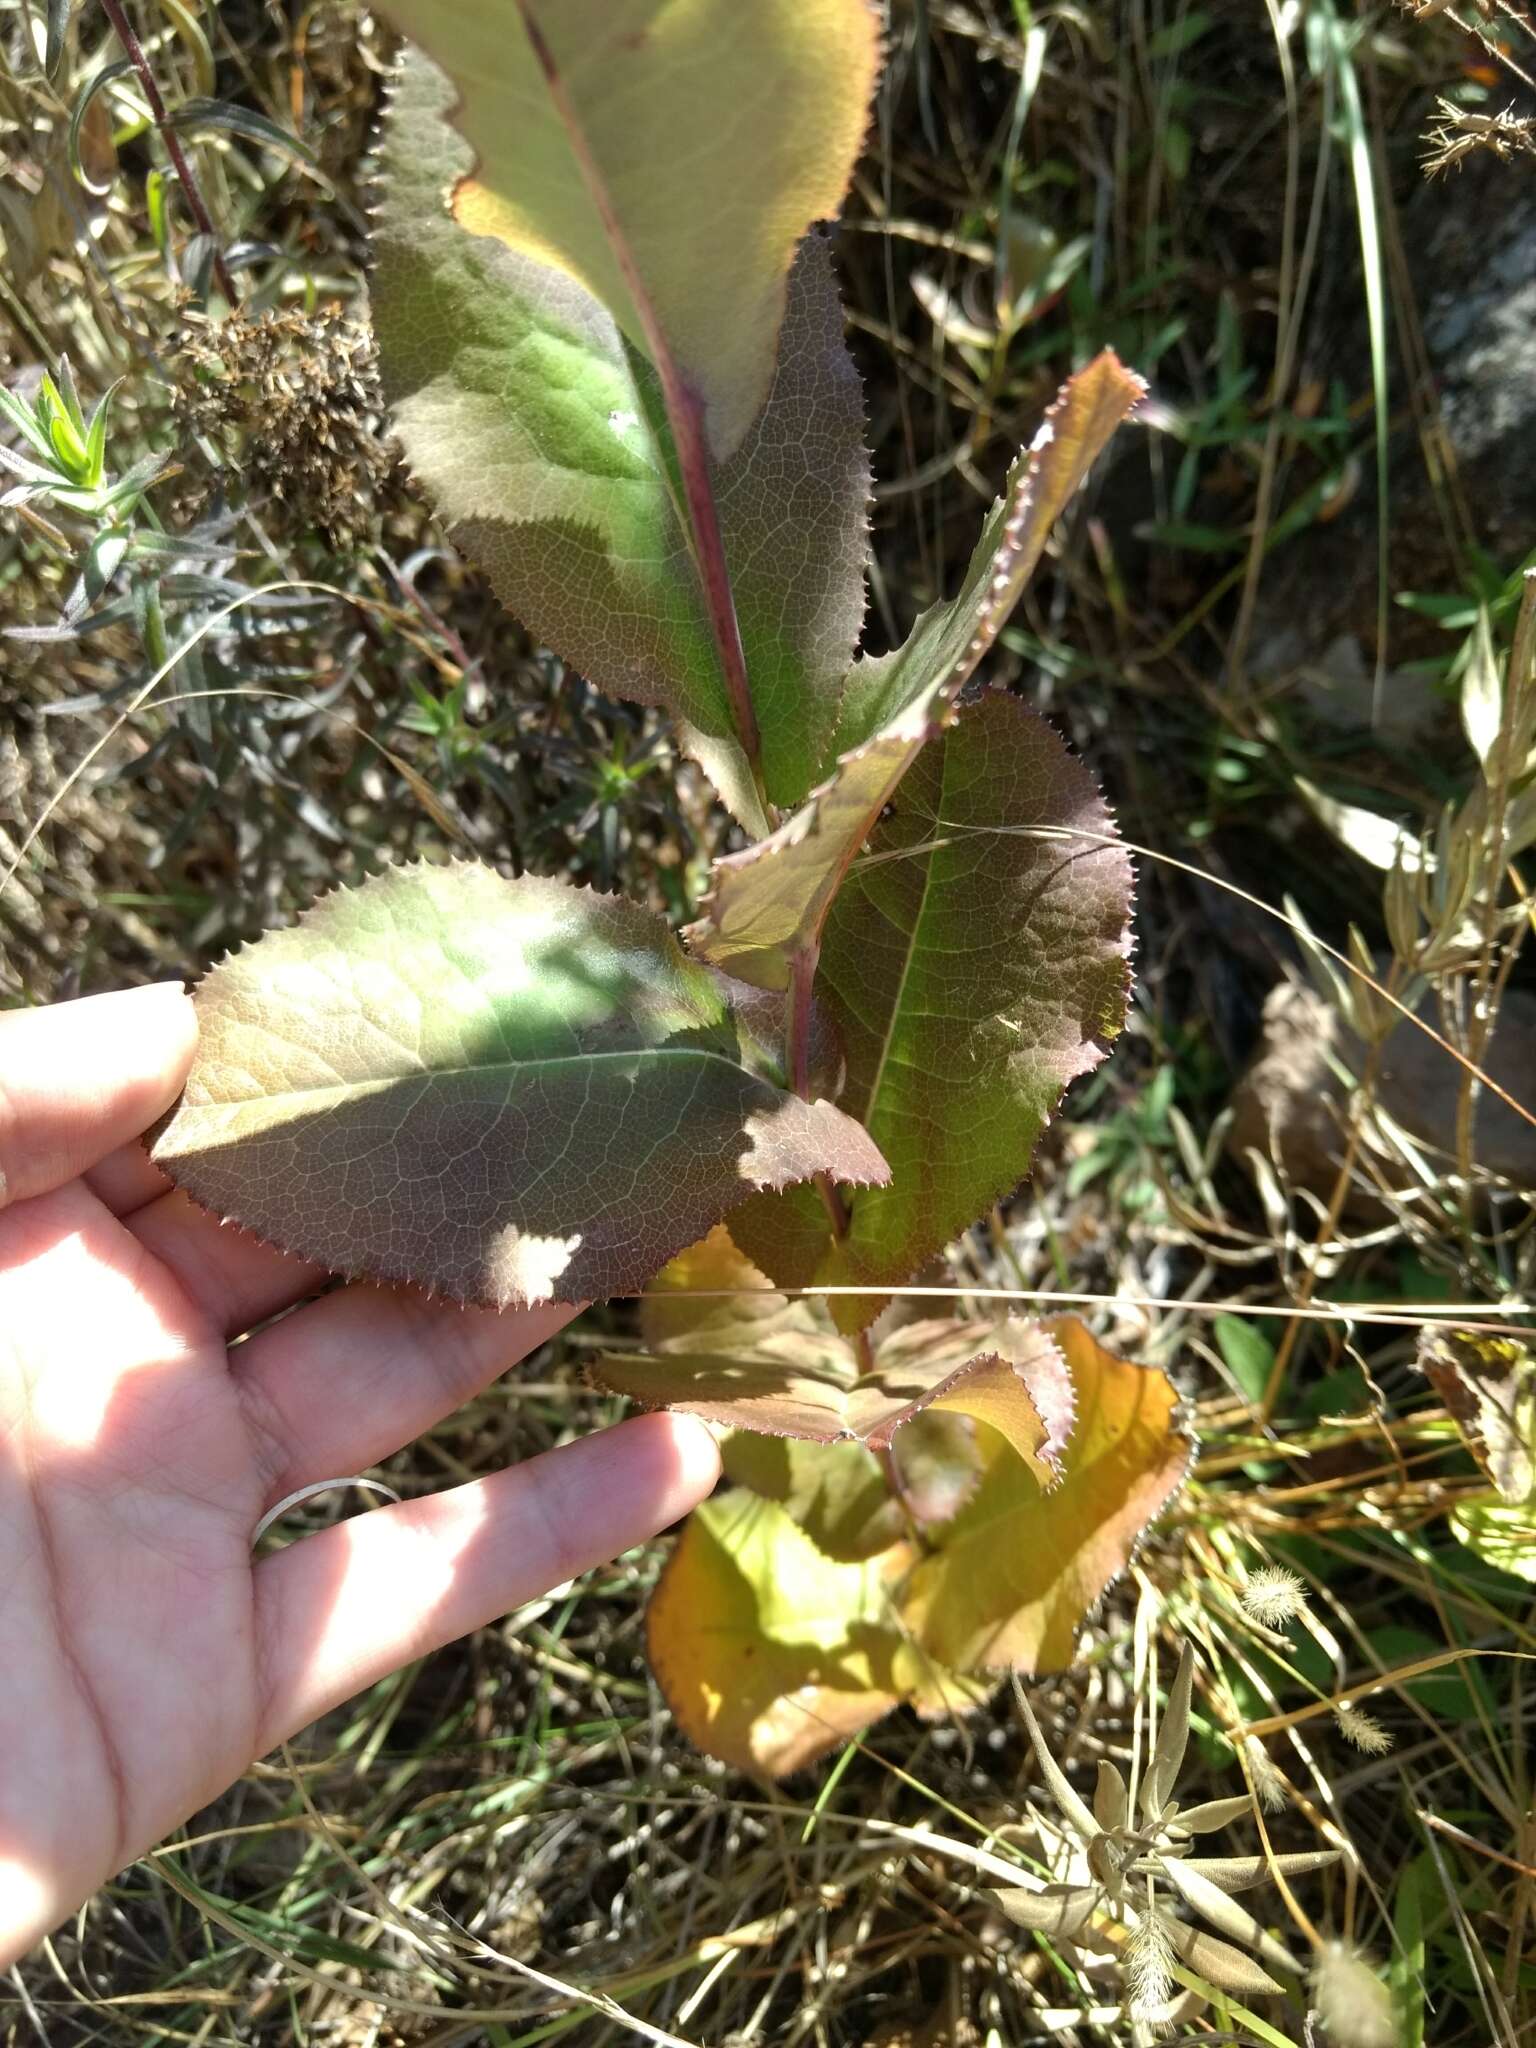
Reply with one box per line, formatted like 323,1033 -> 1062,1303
4,1 -> 1535,2042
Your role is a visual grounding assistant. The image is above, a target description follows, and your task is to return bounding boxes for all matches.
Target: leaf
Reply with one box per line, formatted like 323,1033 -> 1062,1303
646,1490 -> 909,1776
1415,1324 -> 1536,1503
1169,1852 -> 1341,1894
1139,1641 -> 1195,1823
149,862 -> 887,1307
1213,1314 -> 1273,1406
722,1403 -> 984,1559
637,1223 -> 842,1366
738,692 -> 1134,1330
375,0 -> 879,462
372,52 -> 872,825
1157,1853 -> 1299,1979
828,353 -> 1146,761
1093,1759 -> 1129,1831
686,354 -> 1144,991
1449,1497 -> 1536,1584
609,1230 -> 1067,1485
901,1319 -> 1193,1673
598,1317 -> 1068,1483
687,680 -> 946,992
876,1317 -> 1078,1475
1156,1913 -> 1286,1999
720,1431 -> 904,1562
991,1886 -> 1100,1941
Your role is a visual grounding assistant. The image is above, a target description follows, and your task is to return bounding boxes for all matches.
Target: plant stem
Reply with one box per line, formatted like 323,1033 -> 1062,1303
98,0 -> 239,305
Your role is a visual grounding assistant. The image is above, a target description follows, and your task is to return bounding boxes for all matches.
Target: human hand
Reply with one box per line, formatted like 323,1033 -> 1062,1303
0,984 -> 720,1966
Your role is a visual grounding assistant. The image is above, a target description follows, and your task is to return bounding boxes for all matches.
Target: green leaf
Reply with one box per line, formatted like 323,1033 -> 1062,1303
150,862 -> 888,1307
374,0 -> 879,462
685,352 -> 1142,989
827,352 -> 1145,761
901,1319 -> 1193,1673
1213,1314 -> 1272,1406
737,692 -> 1133,1328
372,51 -> 872,824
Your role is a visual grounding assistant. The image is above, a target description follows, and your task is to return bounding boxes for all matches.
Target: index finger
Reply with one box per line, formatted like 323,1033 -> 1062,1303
0,984 -> 197,1210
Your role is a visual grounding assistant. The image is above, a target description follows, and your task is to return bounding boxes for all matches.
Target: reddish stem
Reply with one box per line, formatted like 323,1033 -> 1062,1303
98,0 -> 239,304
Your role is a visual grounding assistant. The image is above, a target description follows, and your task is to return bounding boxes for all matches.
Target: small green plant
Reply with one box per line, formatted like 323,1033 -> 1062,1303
148,1 -> 1189,1769
0,358 -> 172,624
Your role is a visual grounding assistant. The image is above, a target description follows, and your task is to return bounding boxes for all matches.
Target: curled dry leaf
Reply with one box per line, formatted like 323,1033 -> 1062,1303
826,351 -> 1147,760
150,864 -> 886,1307
1415,1323 -> 1535,1503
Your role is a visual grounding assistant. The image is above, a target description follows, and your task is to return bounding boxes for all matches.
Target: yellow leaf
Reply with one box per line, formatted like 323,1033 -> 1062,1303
902,1318 -> 1193,1673
647,1491 -> 909,1776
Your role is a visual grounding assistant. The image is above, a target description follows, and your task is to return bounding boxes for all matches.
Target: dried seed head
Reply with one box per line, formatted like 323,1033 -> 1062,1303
1244,1735 -> 1288,1812
1125,1907 -> 1175,2018
1312,1940 -> 1397,2048
1240,1565 -> 1309,1627
170,306 -> 400,550
1333,1704 -> 1393,1756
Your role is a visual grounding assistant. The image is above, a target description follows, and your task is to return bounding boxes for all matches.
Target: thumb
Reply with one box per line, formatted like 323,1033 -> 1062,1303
0,984 -> 197,1210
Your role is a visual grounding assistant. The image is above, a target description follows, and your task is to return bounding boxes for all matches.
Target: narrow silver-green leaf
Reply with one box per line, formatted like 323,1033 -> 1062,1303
1169,1850 -> 1342,1893
1140,1641 -> 1195,1823
1157,1853 -> 1299,1977
991,1886 -> 1100,1941
1156,1913 -> 1287,1999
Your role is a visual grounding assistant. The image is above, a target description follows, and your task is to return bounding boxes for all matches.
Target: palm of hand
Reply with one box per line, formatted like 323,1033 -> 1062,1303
3,1172 -> 270,1938
0,986 -> 717,1966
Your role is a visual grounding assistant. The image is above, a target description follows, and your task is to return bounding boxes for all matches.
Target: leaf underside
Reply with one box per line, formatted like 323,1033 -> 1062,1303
730,692 -> 1135,1330
149,863 -> 887,1307
372,44 -> 873,825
